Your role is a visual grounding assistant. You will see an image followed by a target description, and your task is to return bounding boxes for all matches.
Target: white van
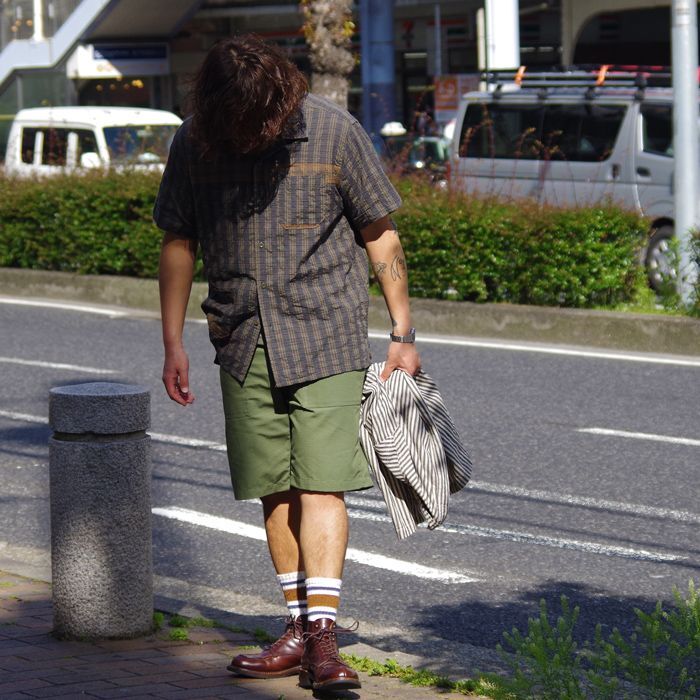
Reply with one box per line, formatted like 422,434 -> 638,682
4,106 -> 182,178
449,68 -> 691,290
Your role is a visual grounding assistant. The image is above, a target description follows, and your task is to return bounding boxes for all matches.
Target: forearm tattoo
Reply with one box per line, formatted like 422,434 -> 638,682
390,255 -> 407,281
371,261 -> 387,279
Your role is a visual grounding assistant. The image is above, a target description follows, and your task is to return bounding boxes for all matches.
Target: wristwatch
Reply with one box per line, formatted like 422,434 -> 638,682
389,327 -> 416,343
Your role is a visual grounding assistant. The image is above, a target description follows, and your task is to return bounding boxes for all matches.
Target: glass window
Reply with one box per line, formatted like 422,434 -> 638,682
21,127 -> 39,164
41,127 -> 68,166
458,103 -> 543,159
542,104 -> 627,161
459,102 -> 625,161
103,125 -> 178,165
75,129 -> 98,158
641,104 -> 673,157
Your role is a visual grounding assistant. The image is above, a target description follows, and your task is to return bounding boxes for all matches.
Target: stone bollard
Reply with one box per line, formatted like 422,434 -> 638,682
48,382 -> 153,640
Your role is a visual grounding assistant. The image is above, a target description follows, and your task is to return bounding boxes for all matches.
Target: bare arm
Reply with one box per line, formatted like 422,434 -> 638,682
159,232 -> 198,405
361,215 -> 421,381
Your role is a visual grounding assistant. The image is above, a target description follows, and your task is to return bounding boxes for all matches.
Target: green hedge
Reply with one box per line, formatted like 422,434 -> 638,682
0,171 -> 165,278
0,171 -> 655,309
393,178 -> 647,308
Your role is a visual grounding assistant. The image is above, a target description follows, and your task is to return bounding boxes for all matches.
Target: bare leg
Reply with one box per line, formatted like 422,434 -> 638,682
261,490 -> 304,574
298,491 -> 348,579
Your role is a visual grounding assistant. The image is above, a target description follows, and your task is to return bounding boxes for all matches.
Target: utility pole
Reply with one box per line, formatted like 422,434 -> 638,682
482,0 -> 520,70
671,0 -> 699,304
33,0 -> 44,41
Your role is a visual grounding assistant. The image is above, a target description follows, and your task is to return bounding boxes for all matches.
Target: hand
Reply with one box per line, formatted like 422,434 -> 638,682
162,345 -> 195,406
380,342 -> 421,381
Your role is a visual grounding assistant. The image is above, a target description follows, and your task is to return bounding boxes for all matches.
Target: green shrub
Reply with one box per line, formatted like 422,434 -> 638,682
392,178 -> 647,308
0,172 -> 648,309
0,170 -> 165,277
691,234 -> 700,316
489,581 -> 699,699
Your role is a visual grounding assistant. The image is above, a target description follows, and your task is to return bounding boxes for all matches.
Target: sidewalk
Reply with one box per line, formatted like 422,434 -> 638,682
0,571 -> 468,700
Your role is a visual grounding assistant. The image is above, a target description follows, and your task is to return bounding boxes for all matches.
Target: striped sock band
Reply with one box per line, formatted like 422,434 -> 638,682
306,577 -> 341,622
277,571 -> 307,619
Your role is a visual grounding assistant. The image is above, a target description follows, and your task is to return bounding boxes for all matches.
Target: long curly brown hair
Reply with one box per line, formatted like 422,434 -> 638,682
188,35 -> 308,156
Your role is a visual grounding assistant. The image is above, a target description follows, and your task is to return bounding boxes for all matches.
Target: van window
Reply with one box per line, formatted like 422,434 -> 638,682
459,103 -> 543,159
542,105 -> 627,161
22,128 -> 99,167
104,125 -> 178,165
642,105 -> 673,156
21,128 -> 39,164
40,128 -> 69,166
458,102 -> 626,162
76,130 -> 98,158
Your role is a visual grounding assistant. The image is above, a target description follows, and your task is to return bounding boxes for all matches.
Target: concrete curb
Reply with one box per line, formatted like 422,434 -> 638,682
2,267 -> 700,356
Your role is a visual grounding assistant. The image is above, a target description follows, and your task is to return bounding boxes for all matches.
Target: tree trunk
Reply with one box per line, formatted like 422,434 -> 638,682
301,0 -> 355,110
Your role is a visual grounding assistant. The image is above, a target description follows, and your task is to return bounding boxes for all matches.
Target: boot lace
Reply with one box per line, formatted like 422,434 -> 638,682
301,620 -> 359,665
263,615 -> 303,651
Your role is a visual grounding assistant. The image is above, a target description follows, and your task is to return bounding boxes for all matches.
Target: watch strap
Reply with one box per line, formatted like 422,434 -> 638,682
389,327 -> 416,343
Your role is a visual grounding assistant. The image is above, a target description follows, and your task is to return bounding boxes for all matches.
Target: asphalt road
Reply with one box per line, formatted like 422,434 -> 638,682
1,297 -> 699,675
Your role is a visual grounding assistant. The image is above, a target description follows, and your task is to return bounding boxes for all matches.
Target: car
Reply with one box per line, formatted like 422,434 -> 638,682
404,136 -> 450,183
377,128 -> 450,185
4,106 -> 182,177
449,67 -> 693,290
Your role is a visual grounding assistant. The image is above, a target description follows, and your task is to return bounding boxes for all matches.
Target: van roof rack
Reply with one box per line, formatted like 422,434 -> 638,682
484,65 -> 676,99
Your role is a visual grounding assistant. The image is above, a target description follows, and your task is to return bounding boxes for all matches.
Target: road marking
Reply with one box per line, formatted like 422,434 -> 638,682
0,356 -> 115,375
0,297 -> 127,317
152,506 -> 477,584
347,483 -> 700,527
149,432 -> 228,452
436,521 -> 686,563
368,331 -> 700,367
2,296 -> 697,368
346,508 -> 685,563
8,414 -> 697,532
465,480 -> 700,525
0,410 -> 49,425
580,427 -> 700,448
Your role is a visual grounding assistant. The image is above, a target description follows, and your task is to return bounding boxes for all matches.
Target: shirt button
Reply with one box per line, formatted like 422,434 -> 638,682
259,242 -> 264,249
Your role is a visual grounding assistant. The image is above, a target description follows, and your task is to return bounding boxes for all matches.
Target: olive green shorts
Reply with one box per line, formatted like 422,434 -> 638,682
219,344 -> 373,500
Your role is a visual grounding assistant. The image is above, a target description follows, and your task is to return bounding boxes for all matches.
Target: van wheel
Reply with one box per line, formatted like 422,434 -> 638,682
645,225 -> 677,292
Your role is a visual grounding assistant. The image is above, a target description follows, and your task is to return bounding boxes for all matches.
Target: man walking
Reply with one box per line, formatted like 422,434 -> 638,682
155,34 -> 420,692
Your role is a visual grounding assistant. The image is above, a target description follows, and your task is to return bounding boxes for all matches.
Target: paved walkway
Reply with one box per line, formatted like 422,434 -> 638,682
0,571 -> 467,699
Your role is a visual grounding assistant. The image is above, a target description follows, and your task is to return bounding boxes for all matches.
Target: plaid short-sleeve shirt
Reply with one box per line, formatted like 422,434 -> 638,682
154,94 -> 401,387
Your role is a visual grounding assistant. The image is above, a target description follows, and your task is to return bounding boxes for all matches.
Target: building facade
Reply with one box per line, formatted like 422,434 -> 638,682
0,0 -> 696,154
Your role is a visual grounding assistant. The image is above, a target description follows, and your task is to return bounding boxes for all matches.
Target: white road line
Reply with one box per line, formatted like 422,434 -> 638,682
346,483 -> 700,528
2,296 -> 698,368
0,410 -> 48,424
152,506 -> 477,584
368,331 -> 700,367
436,521 -> 687,563
466,481 -> 700,526
0,356 -> 115,375
347,509 -> 685,563
0,297 -> 127,317
149,432 -> 228,452
3,409 -> 698,546
579,427 -> 700,448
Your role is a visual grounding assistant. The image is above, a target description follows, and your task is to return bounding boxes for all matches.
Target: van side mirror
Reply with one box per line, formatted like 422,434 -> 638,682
80,152 -> 101,169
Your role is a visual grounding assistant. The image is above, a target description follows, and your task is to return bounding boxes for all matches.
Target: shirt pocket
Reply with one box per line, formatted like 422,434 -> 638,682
282,171 -> 337,227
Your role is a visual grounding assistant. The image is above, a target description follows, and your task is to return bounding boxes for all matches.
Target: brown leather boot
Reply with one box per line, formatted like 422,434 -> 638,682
299,618 -> 361,691
227,616 -> 304,678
